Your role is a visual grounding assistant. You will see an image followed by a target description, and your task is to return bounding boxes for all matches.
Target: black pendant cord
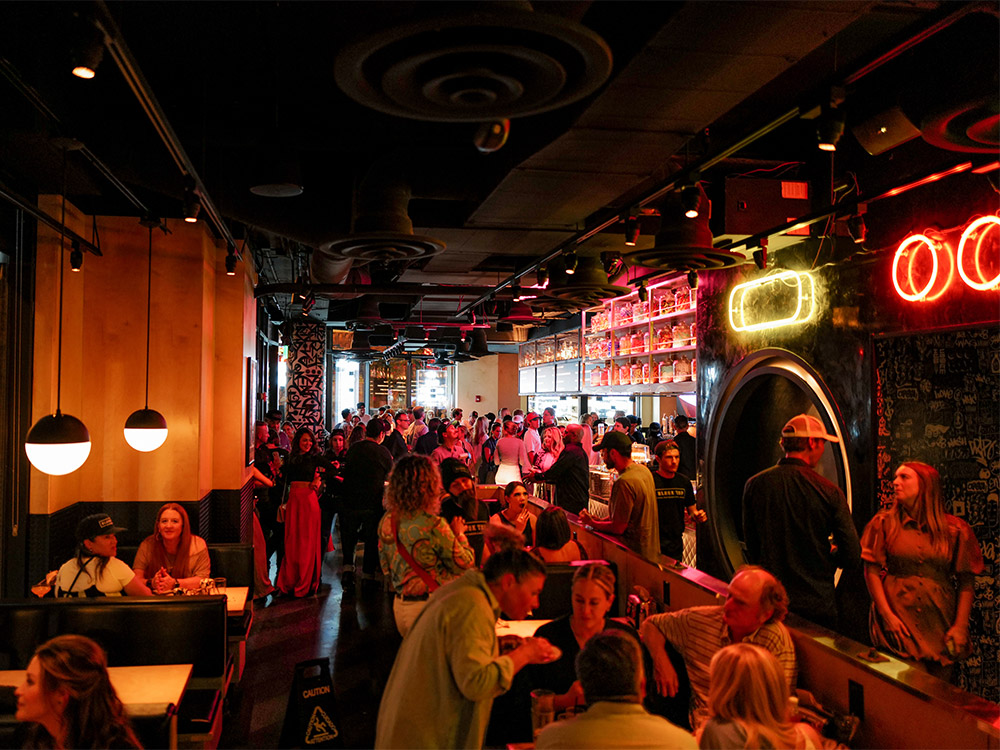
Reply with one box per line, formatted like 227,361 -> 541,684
144,226 -> 152,409
55,147 -> 67,416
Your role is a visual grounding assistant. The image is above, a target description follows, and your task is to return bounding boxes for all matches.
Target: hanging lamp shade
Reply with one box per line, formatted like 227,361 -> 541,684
124,408 -> 168,452
25,411 -> 92,475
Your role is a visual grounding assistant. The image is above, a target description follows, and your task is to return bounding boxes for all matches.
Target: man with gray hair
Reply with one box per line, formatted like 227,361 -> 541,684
528,423 -> 589,514
535,630 -> 696,749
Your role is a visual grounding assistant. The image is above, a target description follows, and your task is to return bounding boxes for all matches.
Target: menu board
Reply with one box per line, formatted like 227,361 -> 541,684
556,362 -> 580,393
874,326 -> 999,703
519,368 -> 535,394
536,364 -> 556,393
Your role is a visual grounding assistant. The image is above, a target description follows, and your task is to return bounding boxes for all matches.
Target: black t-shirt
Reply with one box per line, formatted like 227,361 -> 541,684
653,471 -> 695,560
439,493 -> 491,566
341,440 -> 393,513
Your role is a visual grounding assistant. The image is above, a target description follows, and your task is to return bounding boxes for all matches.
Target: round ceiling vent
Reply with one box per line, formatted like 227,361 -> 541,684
544,256 -> 629,303
623,247 -> 746,272
334,10 -> 612,122
920,97 -> 999,153
320,232 -> 445,263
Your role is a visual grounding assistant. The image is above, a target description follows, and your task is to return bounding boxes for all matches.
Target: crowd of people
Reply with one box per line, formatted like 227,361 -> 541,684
15,401 -> 983,750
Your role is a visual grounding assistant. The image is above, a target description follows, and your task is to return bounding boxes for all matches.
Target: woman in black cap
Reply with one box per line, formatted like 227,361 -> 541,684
54,514 -> 151,597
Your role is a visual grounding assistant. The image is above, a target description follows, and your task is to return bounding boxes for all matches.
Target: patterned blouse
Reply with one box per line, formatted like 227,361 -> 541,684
378,509 -> 475,596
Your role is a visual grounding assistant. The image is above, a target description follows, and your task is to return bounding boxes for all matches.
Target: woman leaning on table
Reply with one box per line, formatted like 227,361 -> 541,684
861,461 -> 984,682
133,503 -> 210,593
54,514 -> 150,598
377,454 -> 475,637
15,634 -> 142,749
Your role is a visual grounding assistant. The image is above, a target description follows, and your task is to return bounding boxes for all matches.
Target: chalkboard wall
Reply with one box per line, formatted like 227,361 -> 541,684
874,326 -> 999,702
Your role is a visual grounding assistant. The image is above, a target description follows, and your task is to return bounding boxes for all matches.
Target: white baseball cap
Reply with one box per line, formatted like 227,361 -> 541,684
781,414 -> 839,442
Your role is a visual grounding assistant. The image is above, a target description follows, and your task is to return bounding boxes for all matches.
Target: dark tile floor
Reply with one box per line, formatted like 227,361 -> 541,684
220,545 -> 402,749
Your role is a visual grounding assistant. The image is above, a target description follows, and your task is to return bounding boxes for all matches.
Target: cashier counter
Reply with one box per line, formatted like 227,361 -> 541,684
522,491 -> 1000,750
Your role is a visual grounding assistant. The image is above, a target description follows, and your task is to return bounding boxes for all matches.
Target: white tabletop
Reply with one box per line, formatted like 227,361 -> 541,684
0,663 -> 192,718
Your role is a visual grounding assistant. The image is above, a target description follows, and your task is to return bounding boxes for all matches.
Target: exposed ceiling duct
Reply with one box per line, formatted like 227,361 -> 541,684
542,255 -> 629,305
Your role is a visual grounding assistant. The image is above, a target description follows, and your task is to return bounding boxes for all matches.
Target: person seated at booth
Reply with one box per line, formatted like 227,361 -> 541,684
532,506 -> 588,564
15,634 -> 142,750
535,630 -> 697,750
489,481 -> 536,550
698,643 -> 823,750
55,514 -> 151,597
640,566 -> 797,731
133,503 -> 210,593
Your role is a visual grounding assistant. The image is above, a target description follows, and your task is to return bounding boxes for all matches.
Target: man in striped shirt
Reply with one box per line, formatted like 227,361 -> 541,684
640,566 -> 797,730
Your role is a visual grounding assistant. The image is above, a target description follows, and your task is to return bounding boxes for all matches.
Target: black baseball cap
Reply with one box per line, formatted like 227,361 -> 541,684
76,513 -> 126,542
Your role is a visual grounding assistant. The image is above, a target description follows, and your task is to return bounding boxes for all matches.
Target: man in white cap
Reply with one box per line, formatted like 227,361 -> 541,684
741,413 -> 860,630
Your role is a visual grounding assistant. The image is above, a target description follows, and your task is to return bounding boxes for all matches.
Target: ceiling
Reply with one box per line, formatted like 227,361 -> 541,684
0,1 -> 996,351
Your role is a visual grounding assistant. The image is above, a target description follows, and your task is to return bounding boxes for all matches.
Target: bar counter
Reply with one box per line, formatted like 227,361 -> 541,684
525,495 -> 1000,749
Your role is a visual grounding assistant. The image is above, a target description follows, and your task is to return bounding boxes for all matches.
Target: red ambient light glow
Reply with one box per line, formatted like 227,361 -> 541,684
957,215 -> 1000,291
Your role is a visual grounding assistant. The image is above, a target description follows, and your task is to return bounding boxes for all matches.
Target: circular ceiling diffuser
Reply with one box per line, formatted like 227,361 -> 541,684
334,10 -> 612,122
525,295 -> 585,314
623,247 -> 746,272
545,255 -> 630,302
920,96 -> 999,153
320,232 -> 445,263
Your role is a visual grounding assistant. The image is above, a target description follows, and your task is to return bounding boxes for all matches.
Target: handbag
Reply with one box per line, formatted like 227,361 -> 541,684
391,514 -> 439,592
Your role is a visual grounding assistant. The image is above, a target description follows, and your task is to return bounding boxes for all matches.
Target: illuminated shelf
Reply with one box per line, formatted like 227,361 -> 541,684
582,380 -> 696,395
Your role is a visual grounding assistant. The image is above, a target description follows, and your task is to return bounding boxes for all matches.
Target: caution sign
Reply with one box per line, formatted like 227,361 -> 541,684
280,658 -> 343,748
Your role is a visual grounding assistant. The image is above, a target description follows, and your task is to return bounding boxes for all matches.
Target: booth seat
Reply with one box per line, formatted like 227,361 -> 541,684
0,596 -> 229,749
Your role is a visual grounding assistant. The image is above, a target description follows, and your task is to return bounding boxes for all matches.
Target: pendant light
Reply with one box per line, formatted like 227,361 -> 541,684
123,221 -> 168,452
25,146 -> 92,475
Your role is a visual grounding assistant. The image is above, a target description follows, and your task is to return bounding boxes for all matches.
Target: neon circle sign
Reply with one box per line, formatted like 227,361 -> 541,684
893,214 -> 999,301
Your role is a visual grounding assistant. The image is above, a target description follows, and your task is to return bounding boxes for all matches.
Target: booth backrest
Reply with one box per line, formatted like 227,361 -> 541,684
0,597 -> 227,680
113,543 -> 253,588
534,560 -> 619,619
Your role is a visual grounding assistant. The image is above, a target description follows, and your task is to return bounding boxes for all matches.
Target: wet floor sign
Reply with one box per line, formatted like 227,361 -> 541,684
280,658 -> 343,748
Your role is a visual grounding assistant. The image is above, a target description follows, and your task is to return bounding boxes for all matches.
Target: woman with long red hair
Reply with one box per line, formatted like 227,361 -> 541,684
133,502 -> 210,593
861,461 -> 984,681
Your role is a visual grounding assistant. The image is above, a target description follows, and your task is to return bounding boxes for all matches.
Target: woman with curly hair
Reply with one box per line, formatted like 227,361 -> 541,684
132,503 -> 210,593
698,643 -> 822,749
861,461 -> 984,681
377,454 -> 475,636
15,634 -> 142,749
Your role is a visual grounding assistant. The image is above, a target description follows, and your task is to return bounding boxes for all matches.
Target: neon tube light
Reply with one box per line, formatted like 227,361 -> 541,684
728,271 -> 816,332
956,215 -> 1000,291
892,234 -> 941,301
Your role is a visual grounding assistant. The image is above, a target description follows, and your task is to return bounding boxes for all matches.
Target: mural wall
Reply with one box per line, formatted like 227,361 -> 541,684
287,321 -> 326,433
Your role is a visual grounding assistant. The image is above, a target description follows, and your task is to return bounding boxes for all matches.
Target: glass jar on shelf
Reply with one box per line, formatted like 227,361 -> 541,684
674,285 -> 691,311
673,355 -> 692,382
617,332 -> 629,355
672,320 -> 691,347
690,321 -> 697,346
537,338 -> 555,364
658,288 -> 675,316
656,326 -> 673,351
658,358 -> 674,383
590,366 -> 602,387
642,362 -> 650,384
630,331 -> 642,354
642,330 -> 650,353
617,301 -> 633,326
630,360 -> 642,385
634,299 -> 647,322
601,365 -> 611,386
619,362 -> 630,386
691,357 -> 697,380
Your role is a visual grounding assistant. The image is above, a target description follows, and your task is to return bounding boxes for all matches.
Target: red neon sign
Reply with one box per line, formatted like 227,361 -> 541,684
893,215 -> 999,301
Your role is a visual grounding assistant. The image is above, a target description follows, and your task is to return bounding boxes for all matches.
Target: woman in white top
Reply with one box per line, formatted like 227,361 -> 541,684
494,419 -> 532,486
533,426 -> 564,473
55,514 -> 151,598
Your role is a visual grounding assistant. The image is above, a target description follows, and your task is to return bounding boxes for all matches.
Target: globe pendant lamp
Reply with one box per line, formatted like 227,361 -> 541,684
25,146 -> 92,475
123,222 -> 168,452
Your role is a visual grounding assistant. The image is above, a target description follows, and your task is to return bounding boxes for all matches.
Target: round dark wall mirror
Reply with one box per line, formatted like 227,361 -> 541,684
704,349 -> 851,578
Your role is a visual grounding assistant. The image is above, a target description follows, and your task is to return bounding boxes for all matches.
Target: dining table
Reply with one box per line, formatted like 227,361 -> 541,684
0,663 -> 193,749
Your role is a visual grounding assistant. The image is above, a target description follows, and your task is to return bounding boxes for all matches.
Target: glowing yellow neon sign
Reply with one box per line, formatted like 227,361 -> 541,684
728,270 -> 816,332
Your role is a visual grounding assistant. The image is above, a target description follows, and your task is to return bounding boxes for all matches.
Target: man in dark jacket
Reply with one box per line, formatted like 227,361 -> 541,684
340,418 -> 392,586
529,423 -> 590,515
384,410 -> 410,461
414,417 -> 442,455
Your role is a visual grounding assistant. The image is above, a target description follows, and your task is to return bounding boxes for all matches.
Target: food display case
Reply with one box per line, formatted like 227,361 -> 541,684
519,329 -> 582,395
582,274 -> 697,395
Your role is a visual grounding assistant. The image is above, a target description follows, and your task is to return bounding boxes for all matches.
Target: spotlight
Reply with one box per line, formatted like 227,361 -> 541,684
637,280 -> 648,303
817,106 -> 846,152
511,282 -> 522,301
687,270 -> 698,289
681,186 -> 701,219
536,267 -> 548,288
564,251 -> 578,275
847,204 -> 867,244
70,241 -> 83,272
752,248 -> 767,270
225,252 -> 237,275
601,251 -> 624,278
624,213 -> 640,246
474,119 -> 510,153
183,181 -> 201,223
302,290 -> 316,315
70,14 -> 103,80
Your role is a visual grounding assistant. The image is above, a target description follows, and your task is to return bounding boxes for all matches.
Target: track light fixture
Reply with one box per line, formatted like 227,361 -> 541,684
637,280 -> 648,303
225,249 -> 238,275
70,241 -> 83,272
681,186 -> 701,219
624,213 -> 640,246
25,147 -> 91,474
847,204 -> 867,244
564,251 -> 578,275
511,282 -> 522,301
687,270 -> 698,289
601,251 -> 625,278
752,248 -> 767,270
70,13 -> 104,80
817,107 -> 846,152
302,290 -> 316,315
183,179 -> 201,223
536,267 -> 548,288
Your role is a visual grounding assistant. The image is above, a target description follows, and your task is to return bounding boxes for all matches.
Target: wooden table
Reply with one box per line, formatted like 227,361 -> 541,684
0,663 -> 192,749
225,586 -> 248,616
496,619 -> 552,639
